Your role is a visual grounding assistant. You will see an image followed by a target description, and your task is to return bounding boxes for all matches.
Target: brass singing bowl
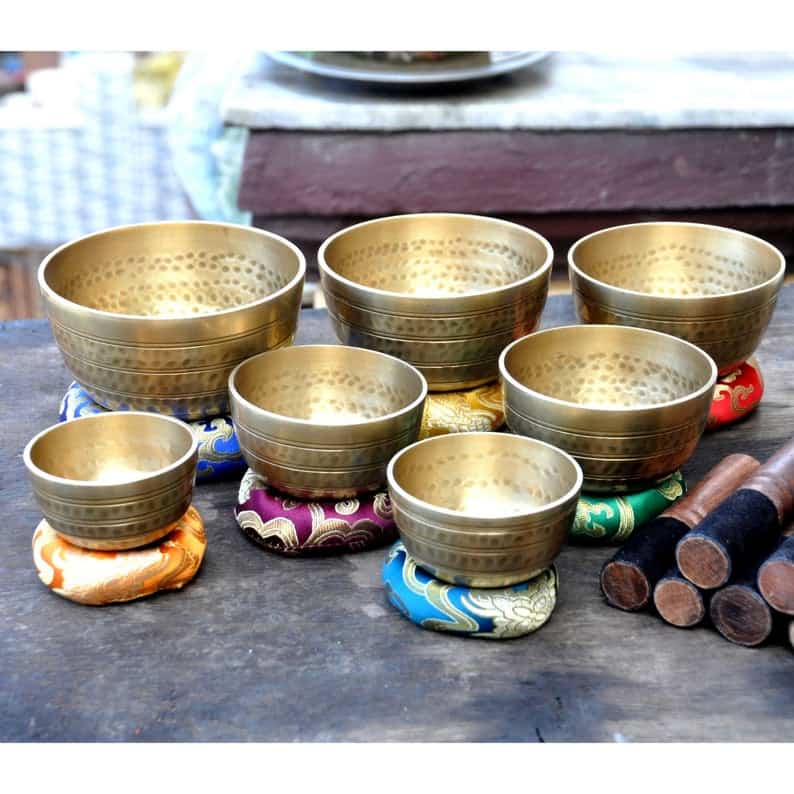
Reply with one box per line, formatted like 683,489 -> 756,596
318,213 -> 553,391
39,221 -> 306,420
387,432 -> 582,587
568,222 -> 785,374
24,412 -> 198,550
229,345 -> 427,499
500,325 -> 717,492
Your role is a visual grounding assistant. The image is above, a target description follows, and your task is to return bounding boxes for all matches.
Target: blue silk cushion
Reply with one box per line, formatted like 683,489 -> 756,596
58,381 -> 245,482
382,541 -> 558,639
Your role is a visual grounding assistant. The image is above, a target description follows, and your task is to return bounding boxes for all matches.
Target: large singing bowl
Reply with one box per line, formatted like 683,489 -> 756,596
319,213 -> 553,391
568,222 -> 785,374
500,325 -> 717,492
39,221 -> 306,420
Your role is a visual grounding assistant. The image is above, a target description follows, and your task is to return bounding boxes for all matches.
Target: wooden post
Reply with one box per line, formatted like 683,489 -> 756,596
600,454 -> 759,611
677,439 -> 794,589
653,566 -> 711,628
757,536 -> 794,615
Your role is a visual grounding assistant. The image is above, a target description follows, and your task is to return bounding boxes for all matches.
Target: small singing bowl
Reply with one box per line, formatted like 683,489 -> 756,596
568,222 -> 785,374
500,325 -> 717,492
318,213 -> 553,391
387,432 -> 582,587
23,412 -> 198,550
229,345 -> 427,499
39,221 -> 306,420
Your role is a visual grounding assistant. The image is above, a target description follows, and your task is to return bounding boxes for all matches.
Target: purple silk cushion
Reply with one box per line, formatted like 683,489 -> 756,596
235,469 -> 397,556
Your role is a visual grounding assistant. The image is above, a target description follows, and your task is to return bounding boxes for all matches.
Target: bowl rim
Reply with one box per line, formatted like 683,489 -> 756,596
228,344 -> 429,429
498,324 -> 718,413
23,411 -> 198,488
387,431 -> 584,522
318,212 -> 554,301
568,221 -> 786,302
38,220 -> 307,322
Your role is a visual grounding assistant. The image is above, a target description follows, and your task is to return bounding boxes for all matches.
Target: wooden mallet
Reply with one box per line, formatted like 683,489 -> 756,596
677,438 -> 794,590
601,454 -> 760,611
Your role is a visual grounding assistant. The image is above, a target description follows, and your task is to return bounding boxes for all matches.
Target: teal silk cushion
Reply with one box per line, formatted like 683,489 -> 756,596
383,541 -> 557,640
570,471 -> 686,544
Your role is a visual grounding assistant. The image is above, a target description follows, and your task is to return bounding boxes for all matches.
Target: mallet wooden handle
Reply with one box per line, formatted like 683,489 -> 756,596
600,454 -> 760,611
743,440 -> 794,523
664,454 -> 761,529
757,536 -> 794,615
654,565 -> 711,628
710,555 -> 776,648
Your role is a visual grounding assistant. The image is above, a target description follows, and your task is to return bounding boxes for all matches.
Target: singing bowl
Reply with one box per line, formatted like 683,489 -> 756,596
568,222 -> 785,374
387,432 -> 582,587
39,221 -> 306,420
318,213 -> 553,391
500,325 -> 717,492
229,345 -> 427,499
24,412 -> 198,550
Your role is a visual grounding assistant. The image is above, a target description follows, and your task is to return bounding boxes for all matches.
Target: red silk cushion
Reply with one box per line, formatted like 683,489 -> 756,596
707,358 -> 764,431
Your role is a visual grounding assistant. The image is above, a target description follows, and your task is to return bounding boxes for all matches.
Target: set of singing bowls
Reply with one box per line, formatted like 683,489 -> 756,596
24,412 -> 198,550
39,221 -> 306,420
229,345 -> 427,499
387,432 -> 583,588
568,222 -> 785,374
318,213 -> 554,391
500,325 -> 717,492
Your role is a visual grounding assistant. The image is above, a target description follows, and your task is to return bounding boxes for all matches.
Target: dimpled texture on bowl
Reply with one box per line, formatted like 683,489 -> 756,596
387,432 -> 582,587
500,325 -> 717,492
39,222 -> 305,420
568,222 -> 785,374
230,345 -> 427,499
24,412 -> 198,550
319,214 -> 553,391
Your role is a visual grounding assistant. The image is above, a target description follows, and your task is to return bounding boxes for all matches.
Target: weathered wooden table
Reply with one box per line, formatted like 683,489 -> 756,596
2,290 -> 793,742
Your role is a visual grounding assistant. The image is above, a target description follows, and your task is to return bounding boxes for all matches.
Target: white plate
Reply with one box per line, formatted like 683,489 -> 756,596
266,51 -> 552,85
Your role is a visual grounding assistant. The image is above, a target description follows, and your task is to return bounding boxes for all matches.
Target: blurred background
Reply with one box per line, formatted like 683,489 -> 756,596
2,50 -> 792,320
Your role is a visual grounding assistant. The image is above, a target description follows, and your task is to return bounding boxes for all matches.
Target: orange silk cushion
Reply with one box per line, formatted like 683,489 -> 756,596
32,505 -> 206,606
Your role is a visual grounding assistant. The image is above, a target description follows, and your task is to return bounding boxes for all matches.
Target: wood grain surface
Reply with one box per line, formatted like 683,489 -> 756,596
240,129 -> 794,216
2,290 -> 794,742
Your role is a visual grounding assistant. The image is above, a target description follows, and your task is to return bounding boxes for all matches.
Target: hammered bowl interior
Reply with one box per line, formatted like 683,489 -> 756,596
323,215 -> 549,297
570,223 -> 782,298
504,328 -> 711,409
231,346 -> 424,425
391,432 -> 579,517
27,413 -> 194,483
42,223 -> 299,317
